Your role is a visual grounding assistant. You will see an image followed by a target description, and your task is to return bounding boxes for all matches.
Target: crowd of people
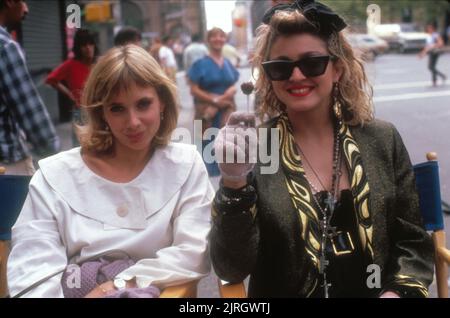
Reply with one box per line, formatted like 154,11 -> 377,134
0,0 -> 442,298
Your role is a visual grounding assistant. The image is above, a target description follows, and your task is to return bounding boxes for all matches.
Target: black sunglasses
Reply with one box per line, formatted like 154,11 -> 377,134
262,55 -> 335,81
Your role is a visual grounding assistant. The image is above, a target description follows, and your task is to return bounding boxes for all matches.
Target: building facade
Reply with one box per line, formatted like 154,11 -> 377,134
14,0 -> 207,123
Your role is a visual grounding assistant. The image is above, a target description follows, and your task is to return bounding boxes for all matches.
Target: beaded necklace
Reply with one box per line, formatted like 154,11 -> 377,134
296,122 -> 342,298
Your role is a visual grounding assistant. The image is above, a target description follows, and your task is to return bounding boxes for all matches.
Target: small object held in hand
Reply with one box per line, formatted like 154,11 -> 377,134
215,111 -> 257,182
241,81 -> 255,113
240,82 -> 254,95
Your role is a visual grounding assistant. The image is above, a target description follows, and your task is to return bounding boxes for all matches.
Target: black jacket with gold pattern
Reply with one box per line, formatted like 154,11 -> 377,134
210,117 -> 434,298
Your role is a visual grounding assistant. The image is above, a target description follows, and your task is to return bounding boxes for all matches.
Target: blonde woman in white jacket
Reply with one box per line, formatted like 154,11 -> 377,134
7,45 -> 213,298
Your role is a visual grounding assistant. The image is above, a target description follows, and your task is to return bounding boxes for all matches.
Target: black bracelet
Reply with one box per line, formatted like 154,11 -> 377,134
214,182 -> 256,216
221,181 -> 255,200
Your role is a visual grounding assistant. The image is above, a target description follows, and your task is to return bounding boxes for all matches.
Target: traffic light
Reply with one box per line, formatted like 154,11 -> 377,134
85,1 -> 112,23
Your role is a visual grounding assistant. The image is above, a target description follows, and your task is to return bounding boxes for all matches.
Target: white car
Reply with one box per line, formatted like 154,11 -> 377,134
346,33 -> 389,61
373,23 -> 428,52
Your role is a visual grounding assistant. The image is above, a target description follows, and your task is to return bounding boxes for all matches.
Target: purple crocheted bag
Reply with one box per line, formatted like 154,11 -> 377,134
61,255 -> 159,298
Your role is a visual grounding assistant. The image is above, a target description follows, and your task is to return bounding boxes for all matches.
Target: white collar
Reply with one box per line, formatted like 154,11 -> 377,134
38,143 -> 196,229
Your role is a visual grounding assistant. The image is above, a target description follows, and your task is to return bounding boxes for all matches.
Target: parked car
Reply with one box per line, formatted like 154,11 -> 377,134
346,33 -> 389,61
373,23 -> 428,52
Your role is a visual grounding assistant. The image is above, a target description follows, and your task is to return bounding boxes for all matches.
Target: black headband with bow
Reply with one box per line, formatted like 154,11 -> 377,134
262,0 -> 347,37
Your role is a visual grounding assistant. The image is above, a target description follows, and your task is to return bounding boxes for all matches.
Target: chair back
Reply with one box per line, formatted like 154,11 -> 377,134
0,175 -> 31,240
413,160 -> 444,232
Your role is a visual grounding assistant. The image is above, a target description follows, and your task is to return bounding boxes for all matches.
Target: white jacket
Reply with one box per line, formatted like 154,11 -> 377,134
7,143 -> 214,297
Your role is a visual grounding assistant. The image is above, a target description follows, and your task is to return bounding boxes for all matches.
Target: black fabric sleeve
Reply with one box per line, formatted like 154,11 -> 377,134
381,126 -> 434,298
210,176 -> 260,283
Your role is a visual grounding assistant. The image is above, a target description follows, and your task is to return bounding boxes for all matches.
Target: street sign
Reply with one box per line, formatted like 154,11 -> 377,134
85,1 -> 112,23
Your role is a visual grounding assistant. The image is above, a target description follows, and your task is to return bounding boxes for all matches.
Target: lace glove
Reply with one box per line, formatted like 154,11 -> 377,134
214,111 -> 257,183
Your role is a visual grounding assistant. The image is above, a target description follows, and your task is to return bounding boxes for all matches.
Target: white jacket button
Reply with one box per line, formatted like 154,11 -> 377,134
117,205 -> 128,217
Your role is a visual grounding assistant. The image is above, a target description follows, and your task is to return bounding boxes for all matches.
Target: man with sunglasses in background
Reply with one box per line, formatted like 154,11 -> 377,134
0,0 -> 59,176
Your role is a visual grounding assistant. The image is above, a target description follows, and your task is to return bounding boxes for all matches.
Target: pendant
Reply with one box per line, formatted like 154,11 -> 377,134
330,231 -> 355,256
319,253 -> 329,274
321,275 -> 332,298
322,192 -> 338,238
324,192 -> 336,214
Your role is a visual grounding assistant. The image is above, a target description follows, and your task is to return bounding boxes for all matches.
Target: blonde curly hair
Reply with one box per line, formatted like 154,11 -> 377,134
253,9 -> 373,126
76,45 -> 179,154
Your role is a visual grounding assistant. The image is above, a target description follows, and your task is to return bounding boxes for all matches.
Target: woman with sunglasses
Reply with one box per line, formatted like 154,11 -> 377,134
210,0 -> 433,298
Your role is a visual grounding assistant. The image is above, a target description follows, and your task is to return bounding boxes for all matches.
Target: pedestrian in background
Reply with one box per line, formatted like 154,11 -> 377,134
222,41 -> 241,68
187,27 -> 239,176
46,29 -> 98,145
0,0 -> 59,175
446,25 -> 450,45
419,22 -> 447,87
149,37 -> 162,63
114,26 -> 142,47
158,35 -> 178,83
183,34 -> 208,72
172,37 -> 184,70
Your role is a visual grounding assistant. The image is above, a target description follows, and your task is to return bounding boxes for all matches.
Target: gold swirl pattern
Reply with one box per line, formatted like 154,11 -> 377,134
278,114 -> 321,270
278,114 -> 375,295
392,275 -> 429,297
339,125 -> 374,259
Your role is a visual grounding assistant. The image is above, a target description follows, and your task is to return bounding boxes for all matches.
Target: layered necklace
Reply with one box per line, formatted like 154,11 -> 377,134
296,122 -> 342,298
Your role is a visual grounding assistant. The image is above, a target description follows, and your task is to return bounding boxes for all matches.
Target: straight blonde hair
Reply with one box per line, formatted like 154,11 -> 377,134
77,45 -> 179,153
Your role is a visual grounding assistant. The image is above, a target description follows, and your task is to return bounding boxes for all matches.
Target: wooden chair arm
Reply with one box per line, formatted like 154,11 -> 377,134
437,247 -> 450,265
0,241 -> 10,298
432,230 -> 449,298
159,280 -> 198,298
218,279 -> 247,298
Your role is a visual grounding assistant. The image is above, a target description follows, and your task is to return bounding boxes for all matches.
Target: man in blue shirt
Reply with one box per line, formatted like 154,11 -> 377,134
0,0 -> 59,175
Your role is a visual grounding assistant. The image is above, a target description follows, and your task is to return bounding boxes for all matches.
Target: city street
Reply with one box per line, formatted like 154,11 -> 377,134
1,0 -> 448,303
55,52 -> 450,297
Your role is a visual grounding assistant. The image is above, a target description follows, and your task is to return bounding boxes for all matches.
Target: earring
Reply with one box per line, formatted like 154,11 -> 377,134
333,82 -> 342,121
160,112 -> 165,121
101,123 -> 113,150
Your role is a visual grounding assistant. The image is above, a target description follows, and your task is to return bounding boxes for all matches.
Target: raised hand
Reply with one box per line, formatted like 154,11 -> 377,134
214,111 -> 257,188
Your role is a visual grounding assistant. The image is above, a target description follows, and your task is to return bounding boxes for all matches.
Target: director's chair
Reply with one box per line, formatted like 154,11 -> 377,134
218,152 -> 450,298
0,168 -> 31,298
413,152 -> 450,298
